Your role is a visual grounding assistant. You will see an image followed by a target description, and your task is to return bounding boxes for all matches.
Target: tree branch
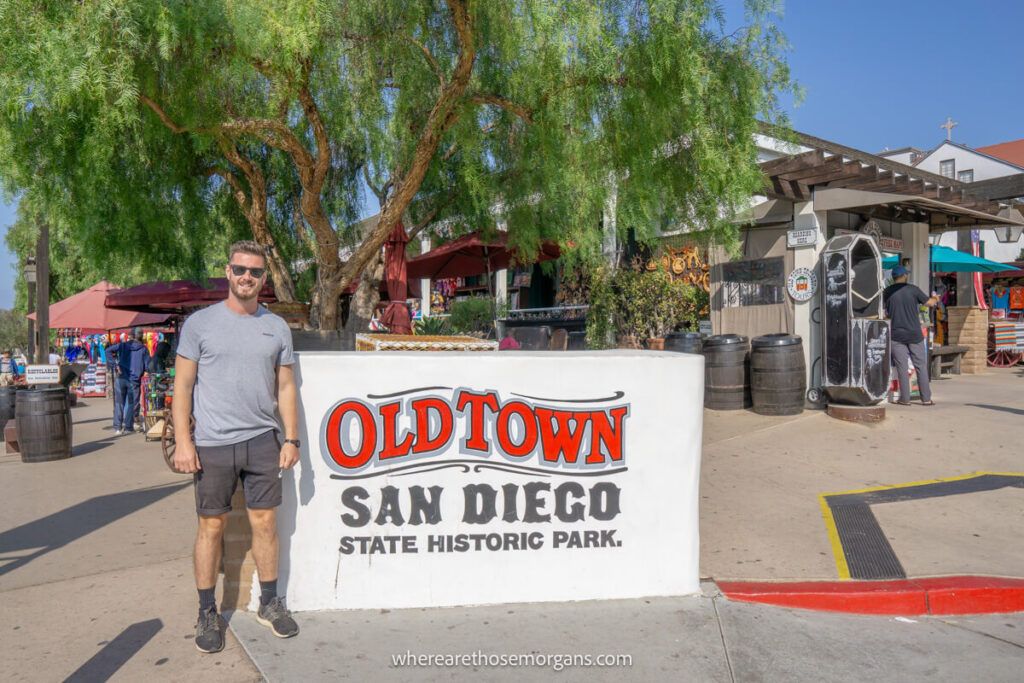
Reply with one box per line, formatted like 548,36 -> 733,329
206,165 -> 250,213
333,0 -> 476,291
296,58 -> 331,187
362,164 -> 385,203
403,34 -> 446,87
468,93 -> 534,124
139,94 -> 189,134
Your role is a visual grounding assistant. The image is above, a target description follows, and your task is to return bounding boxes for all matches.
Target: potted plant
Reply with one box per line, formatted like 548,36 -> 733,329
611,263 -> 710,349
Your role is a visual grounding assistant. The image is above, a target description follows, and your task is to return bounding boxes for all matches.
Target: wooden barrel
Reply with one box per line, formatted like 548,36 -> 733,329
15,387 -> 73,462
664,332 -> 703,354
0,385 -> 20,442
567,332 -> 587,350
703,334 -> 750,410
750,334 -> 806,416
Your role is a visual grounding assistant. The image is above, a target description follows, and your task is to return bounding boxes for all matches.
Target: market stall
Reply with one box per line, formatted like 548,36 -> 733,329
885,247 -> 1023,368
26,281 -> 170,398
407,230 -> 560,318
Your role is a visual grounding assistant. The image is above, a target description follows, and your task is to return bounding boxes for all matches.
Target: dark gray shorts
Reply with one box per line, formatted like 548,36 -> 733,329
194,429 -> 281,516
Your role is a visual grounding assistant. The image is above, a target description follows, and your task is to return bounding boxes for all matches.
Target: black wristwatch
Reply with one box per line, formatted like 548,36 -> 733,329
284,438 -> 301,448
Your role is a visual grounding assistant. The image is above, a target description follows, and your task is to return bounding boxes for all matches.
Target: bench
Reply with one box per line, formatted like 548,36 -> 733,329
930,344 -> 969,378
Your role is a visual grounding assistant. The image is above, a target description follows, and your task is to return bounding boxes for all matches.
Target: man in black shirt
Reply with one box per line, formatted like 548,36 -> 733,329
883,265 -> 939,405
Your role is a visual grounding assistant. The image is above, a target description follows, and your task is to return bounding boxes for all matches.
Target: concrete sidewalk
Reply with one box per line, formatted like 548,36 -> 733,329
227,584 -> 1024,682
701,368 -> 1024,582
0,398 -> 260,681
1,369 -> 1022,681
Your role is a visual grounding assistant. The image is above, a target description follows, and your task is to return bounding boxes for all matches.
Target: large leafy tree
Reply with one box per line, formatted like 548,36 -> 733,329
1,0 -> 793,330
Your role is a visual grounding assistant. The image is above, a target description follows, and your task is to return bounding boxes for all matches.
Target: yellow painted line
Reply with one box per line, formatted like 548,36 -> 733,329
818,471 -> 1024,580
818,494 -> 851,581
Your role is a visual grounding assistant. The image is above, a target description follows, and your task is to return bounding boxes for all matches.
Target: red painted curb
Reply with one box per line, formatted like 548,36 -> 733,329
717,576 -> 1024,616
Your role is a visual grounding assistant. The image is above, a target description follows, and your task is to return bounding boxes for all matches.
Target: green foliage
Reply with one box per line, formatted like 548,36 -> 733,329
448,297 -> 494,335
584,264 -> 615,349
414,315 -> 451,336
0,0 -> 795,325
0,308 -> 27,352
611,265 -> 706,339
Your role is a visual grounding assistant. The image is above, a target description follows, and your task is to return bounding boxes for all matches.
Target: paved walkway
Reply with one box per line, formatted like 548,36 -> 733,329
1,367 -> 1021,680
701,368 -> 1024,582
229,584 -> 1024,682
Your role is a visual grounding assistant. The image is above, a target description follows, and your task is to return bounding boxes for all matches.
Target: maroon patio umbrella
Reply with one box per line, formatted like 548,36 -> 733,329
105,278 -> 276,314
406,231 -> 561,281
378,222 -> 413,334
27,280 -> 170,331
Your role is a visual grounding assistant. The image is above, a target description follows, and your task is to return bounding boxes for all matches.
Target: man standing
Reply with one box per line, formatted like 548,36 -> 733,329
883,265 -> 939,406
107,329 -> 151,434
172,240 -> 300,654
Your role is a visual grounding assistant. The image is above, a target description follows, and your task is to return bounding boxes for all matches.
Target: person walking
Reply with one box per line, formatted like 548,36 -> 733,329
883,265 -> 939,406
172,240 -> 301,654
107,329 -> 151,434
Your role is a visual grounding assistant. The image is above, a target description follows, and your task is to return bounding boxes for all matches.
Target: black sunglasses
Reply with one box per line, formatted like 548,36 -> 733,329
229,264 -> 266,278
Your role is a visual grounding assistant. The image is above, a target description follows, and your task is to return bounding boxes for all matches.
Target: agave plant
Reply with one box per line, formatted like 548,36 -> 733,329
414,316 -> 451,336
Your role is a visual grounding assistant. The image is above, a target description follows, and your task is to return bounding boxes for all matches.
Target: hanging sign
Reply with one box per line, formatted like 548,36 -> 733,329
787,228 -> 818,248
786,267 -> 818,302
26,365 -> 60,385
837,225 -> 903,252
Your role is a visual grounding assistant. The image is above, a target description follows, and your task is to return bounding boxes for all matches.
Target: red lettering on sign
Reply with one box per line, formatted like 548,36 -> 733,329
587,406 -> 628,464
379,401 -> 414,460
535,408 -> 588,464
410,397 -> 454,454
455,390 -> 499,452
496,401 -> 539,457
324,400 -> 377,469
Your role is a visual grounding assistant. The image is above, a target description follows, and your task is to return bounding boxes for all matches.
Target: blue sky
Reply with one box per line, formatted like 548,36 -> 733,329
2,0 -> 1022,308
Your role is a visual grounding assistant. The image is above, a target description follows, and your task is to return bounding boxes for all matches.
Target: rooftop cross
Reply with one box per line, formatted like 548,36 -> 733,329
940,117 -> 958,141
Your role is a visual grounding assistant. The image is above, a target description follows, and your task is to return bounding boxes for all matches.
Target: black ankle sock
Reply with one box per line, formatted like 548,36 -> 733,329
259,579 -> 278,607
198,587 -> 216,613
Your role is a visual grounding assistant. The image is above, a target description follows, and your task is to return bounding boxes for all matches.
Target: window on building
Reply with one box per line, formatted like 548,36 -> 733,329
957,169 -> 974,183
939,159 -> 955,178
719,257 -> 785,308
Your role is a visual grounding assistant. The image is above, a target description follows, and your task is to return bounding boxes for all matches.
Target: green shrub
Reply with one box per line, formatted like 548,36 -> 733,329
448,297 -> 494,334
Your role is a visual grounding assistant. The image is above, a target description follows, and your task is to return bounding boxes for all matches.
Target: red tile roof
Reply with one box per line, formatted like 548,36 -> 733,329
976,138 -> 1024,168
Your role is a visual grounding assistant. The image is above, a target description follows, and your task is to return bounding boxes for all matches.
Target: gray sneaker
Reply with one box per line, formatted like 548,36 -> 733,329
195,608 -> 224,653
256,596 -> 299,638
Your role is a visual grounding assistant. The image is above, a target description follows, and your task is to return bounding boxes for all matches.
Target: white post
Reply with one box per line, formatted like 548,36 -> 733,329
792,199 -> 829,396
495,268 -> 508,309
420,235 -> 432,316
900,222 -> 931,291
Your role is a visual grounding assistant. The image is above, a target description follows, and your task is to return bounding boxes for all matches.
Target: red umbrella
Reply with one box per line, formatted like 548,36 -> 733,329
105,278 -> 276,314
406,231 -> 561,281
27,280 -> 170,331
378,222 -> 413,334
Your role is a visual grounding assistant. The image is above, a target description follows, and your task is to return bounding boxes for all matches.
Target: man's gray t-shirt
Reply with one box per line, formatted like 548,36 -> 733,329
177,301 -> 295,447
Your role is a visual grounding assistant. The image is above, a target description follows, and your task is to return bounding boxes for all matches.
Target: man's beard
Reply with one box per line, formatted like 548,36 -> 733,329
229,279 -> 260,302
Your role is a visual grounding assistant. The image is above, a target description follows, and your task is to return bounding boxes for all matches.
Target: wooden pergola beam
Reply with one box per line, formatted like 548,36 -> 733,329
759,149 -> 825,176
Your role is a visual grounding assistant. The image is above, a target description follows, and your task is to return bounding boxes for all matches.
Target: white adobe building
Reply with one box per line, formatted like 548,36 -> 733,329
880,135 -> 1024,262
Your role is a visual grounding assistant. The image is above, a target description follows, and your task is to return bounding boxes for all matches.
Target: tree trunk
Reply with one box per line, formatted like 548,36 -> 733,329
261,241 -> 298,303
343,250 -> 384,335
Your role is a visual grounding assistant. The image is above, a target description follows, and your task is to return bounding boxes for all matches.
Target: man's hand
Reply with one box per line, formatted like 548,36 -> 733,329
279,442 -> 300,470
173,439 -> 202,474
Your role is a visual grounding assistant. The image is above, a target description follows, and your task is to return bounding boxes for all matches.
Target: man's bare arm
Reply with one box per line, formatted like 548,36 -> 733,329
172,355 -> 200,473
276,364 -> 300,469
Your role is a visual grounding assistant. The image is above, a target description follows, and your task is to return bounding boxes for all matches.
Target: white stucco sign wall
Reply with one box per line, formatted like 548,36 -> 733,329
273,350 -> 703,611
